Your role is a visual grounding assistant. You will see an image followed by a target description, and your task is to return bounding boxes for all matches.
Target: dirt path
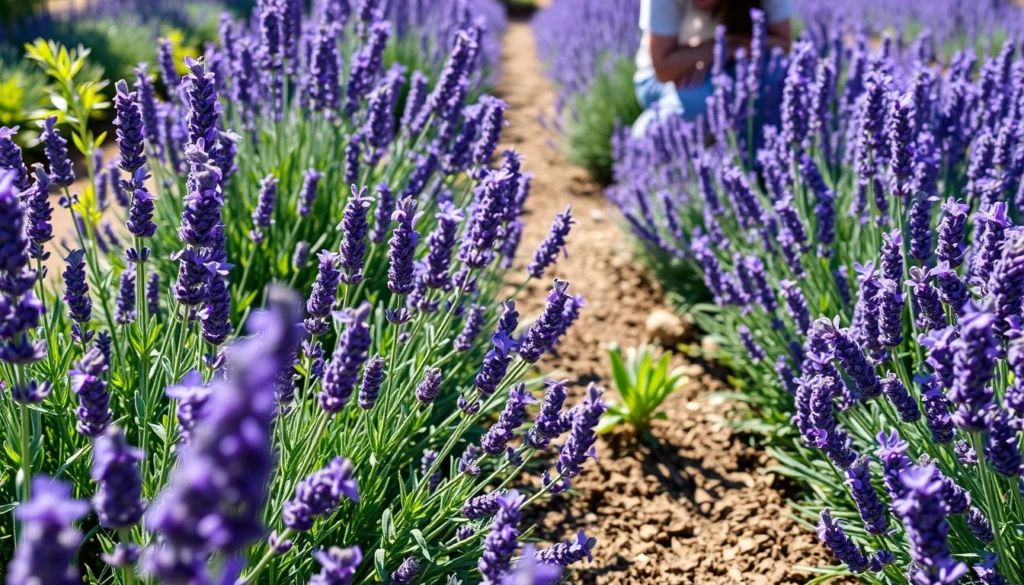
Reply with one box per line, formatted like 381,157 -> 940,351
498,19 -> 833,585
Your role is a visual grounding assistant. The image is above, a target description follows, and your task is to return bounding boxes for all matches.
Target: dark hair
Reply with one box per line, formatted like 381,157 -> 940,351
712,0 -> 762,37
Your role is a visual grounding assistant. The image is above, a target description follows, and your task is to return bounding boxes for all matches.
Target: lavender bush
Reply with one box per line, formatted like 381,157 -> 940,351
610,18 -> 1024,584
0,2 -> 600,583
532,0 -> 642,182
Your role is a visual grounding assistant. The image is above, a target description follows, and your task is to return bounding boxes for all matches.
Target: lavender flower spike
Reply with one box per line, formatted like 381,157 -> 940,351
337,185 -> 374,285
114,79 -> 147,176
91,426 -> 146,530
519,279 -> 570,363
250,174 -> 278,243
536,530 -> 596,567
40,116 -> 74,187
283,457 -> 359,532
391,557 -> 419,585
387,198 -> 420,295
7,477 -> 89,585
310,545 -> 363,585
528,205 -> 575,279
816,509 -> 869,573
479,490 -> 526,584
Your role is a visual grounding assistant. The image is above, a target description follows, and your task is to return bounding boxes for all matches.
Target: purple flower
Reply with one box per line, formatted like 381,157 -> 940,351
555,384 -> 605,482
894,466 -> 968,584
310,545 -> 362,585
40,116 -> 74,188
970,203 -> 1010,291
415,367 -> 443,404
478,490 -> 525,584
250,174 -> 278,243
7,477 -> 88,585
338,186 -> 374,284
144,289 -> 303,579
424,201 -> 464,288
816,509 -> 869,574
984,407 -> 1021,476
63,249 -> 91,326
421,449 -> 442,492
876,279 -> 904,348
390,557 -> 419,585
298,169 -> 323,217
455,305 -> 487,352
528,205 -> 575,279
358,354 -> 385,410
116,267 -> 136,325
738,325 -> 766,362
974,555 -> 1008,585
134,64 -> 162,157
293,241 -> 311,271
370,183 -> 394,244
779,280 -> 810,335
306,251 -> 341,336
201,275 -> 231,346
881,372 -> 921,423
183,57 -> 222,150
918,374 -> 955,443
157,38 -> 179,91
475,330 -> 518,398
459,444 -> 482,476
464,490 -> 504,519
967,506 -> 994,543
519,279 -> 570,363
402,70 -> 428,132
126,186 -> 157,239
795,374 -> 858,468
387,198 -> 420,295
459,169 -> 514,269
481,383 -> 534,455
91,426 -> 146,529
908,267 -> 945,332
0,126 -> 29,190
24,165 -> 52,260
283,457 -> 359,532
888,92 -> 916,200
536,530 -> 596,567
309,24 -> 341,117
936,199 -> 969,269
989,232 -> 1024,337
319,302 -> 372,414
845,456 -> 888,535
71,347 -> 111,437
114,80 -> 147,175
949,305 -> 998,431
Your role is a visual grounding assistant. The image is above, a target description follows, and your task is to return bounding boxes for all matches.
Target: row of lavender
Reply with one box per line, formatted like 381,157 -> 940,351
0,0 -> 601,584
609,8 -> 1024,585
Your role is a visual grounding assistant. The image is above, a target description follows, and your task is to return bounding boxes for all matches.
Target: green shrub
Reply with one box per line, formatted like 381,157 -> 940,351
562,56 -> 641,184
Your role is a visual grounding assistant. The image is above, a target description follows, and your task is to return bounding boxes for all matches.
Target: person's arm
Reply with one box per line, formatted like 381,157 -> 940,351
649,34 -> 716,85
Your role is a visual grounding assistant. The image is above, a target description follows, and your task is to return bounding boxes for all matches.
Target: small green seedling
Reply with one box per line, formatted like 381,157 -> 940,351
598,343 -> 688,435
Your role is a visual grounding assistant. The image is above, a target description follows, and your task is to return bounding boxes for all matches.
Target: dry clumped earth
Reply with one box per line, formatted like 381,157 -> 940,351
498,19 -> 834,584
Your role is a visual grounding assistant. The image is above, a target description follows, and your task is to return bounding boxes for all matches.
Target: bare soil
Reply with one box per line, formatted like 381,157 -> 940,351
498,19 -> 835,584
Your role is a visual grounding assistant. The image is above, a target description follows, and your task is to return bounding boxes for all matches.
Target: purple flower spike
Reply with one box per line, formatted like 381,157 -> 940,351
537,530 -> 596,567
250,174 -> 278,243
358,354 -> 385,410
310,545 -> 362,585
7,477 -> 88,585
0,126 -> 29,190
338,185 -> 374,285
519,279 -> 570,363
390,557 -> 419,585
415,367 -> 443,404
306,251 -> 341,336
479,490 -> 525,584
298,169 -> 323,217
481,383 -> 534,455
556,384 -> 606,481
283,457 -> 359,532
424,201 -> 464,289
71,347 -> 111,437
845,457 -> 887,535
894,466 -> 969,585
881,372 -> 921,423
319,302 -> 372,414
114,79 -> 147,176
387,198 -> 420,295
816,509 -> 869,574
40,116 -> 74,188
528,205 -> 575,279
91,426 -> 146,530
949,305 -> 998,431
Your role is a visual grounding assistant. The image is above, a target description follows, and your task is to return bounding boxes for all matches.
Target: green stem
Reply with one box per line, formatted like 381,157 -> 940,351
19,399 -> 31,502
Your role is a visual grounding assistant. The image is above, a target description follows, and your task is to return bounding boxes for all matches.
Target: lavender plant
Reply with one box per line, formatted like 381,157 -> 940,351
610,19 -> 1024,585
0,3 -> 599,584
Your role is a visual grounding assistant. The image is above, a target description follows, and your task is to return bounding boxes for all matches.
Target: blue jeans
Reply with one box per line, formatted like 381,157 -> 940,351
632,73 -> 716,137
